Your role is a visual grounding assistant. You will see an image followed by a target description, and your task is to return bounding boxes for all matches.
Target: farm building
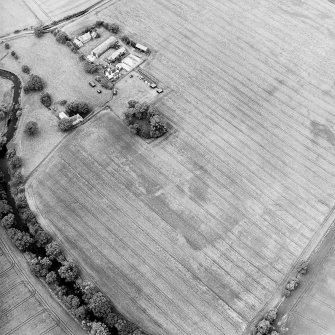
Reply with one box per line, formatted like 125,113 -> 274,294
108,47 -> 126,62
135,43 -> 149,53
69,114 -> 83,126
73,38 -> 83,48
86,54 -> 96,62
91,36 -> 117,57
58,112 -> 68,119
78,32 -> 92,44
121,54 -> 142,71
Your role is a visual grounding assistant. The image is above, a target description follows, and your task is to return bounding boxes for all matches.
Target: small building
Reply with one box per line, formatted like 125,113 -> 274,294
69,114 -> 83,126
90,31 -> 98,39
108,47 -> 126,62
58,112 -> 68,119
91,36 -> 117,58
86,54 -> 96,62
78,32 -> 92,44
135,43 -> 148,53
73,38 -> 83,48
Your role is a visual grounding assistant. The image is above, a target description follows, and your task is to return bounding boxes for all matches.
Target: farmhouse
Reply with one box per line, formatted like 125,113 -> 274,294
108,47 -> 126,62
135,43 -> 148,53
91,36 -> 117,58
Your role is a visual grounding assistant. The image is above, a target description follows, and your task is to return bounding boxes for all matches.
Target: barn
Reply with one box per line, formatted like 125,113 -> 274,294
91,36 -> 117,58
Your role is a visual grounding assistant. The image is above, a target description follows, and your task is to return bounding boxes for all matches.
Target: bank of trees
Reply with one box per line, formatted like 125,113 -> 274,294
23,74 -> 45,93
123,100 -> 168,139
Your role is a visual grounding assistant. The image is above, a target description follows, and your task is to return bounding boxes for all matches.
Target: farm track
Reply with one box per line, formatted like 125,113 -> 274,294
26,0 -> 335,334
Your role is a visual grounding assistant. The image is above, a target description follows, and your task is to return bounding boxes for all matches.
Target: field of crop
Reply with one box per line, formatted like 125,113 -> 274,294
29,0 -> 101,21
25,0 -> 335,335
0,230 -> 85,335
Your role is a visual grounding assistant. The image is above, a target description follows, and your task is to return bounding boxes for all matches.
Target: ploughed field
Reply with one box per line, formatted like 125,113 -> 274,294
26,0 -> 335,334
0,235 -> 84,335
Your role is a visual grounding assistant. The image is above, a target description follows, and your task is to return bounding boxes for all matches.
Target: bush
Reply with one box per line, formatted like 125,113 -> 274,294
78,54 -> 86,62
40,92 -> 52,108
297,260 -> 308,275
76,280 -> 99,303
24,121 -> 39,135
58,261 -> 79,282
34,229 -> 52,247
11,50 -> 16,56
45,241 -> 64,261
150,115 -> 167,138
4,43 -> 10,49
46,271 -> 58,285
64,294 -> 81,309
264,309 -> 277,323
7,228 -> 33,251
95,20 -> 104,27
58,118 -> 73,131
66,101 -> 91,116
88,292 -> 111,318
16,193 -> 28,208
73,305 -> 87,321
55,31 -> 68,44
34,26 -> 44,38
104,311 -> 119,328
23,74 -> 45,93
128,100 -> 138,108
121,35 -> 130,45
89,321 -> 110,335
83,61 -> 99,74
30,256 -> 52,277
9,155 -> 22,170
103,22 -> 119,34
0,200 -> 12,218
59,99 -> 67,106
21,65 -> 30,74
100,77 -> 113,90
1,213 -> 15,229
284,277 -> 299,297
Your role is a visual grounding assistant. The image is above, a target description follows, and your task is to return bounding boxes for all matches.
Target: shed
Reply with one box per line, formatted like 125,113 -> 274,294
108,47 -> 126,62
78,32 -> 92,44
135,43 -> 148,53
69,114 -> 83,126
91,36 -> 117,58
73,38 -> 83,48
58,112 -> 68,119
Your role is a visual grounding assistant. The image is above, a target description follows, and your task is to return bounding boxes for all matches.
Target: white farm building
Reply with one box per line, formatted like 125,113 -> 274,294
108,47 -> 126,62
91,36 -> 117,58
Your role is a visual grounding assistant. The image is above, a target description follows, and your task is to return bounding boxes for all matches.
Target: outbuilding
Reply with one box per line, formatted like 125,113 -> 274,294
135,43 -> 148,53
73,38 -> 83,48
108,47 -> 126,62
91,36 -> 117,58
78,32 -> 92,44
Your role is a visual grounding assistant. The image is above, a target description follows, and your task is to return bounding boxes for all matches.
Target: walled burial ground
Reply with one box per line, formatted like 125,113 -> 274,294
25,0 -> 335,334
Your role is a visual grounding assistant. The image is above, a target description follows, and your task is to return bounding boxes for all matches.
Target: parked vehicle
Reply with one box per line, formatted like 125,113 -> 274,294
89,81 -> 96,87
113,88 -> 118,95
97,89 -> 102,94
157,88 -> 163,94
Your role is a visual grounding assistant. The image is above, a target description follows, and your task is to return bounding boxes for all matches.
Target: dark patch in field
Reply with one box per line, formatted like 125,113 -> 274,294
310,121 -> 335,146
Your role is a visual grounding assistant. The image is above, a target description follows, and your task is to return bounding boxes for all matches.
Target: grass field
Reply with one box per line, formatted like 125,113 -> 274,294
0,229 -> 85,335
24,0 -> 335,334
